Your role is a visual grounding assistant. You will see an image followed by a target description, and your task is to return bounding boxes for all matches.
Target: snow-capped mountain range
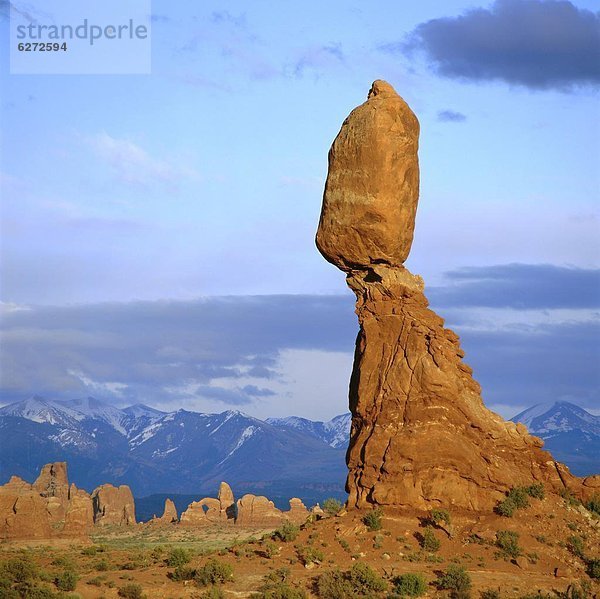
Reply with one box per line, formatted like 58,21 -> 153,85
0,396 -> 350,499
1,396 -> 597,501
511,401 -> 600,476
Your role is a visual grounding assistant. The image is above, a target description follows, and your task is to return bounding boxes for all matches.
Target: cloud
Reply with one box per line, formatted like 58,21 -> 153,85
289,43 -> 345,77
1,264 -> 597,417
393,0 -> 600,90
87,132 -> 200,190
437,110 -> 466,122
428,264 -> 600,309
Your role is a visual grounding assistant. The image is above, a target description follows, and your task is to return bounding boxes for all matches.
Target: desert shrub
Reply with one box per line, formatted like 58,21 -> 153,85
251,584 -> 306,599
496,485 -> 544,517
263,541 -> 279,559
436,565 -> 472,591
13,583 -> 60,599
495,530 -> 521,559
430,509 -> 451,526
165,547 -> 191,568
585,494 -> 600,516
480,591 -> 501,599
87,576 -> 105,587
567,535 -> 585,558
322,498 -> 344,516
55,569 -> 78,591
118,582 -> 145,599
559,488 -> 581,507
495,498 -> 517,517
337,537 -> 351,552
194,559 -> 233,586
587,558 -> 600,579
347,562 -> 386,594
170,565 -> 196,581
199,586 -> 225,599
0,557 -> 37,583
392,572 -> 427,597
525,483 -> 545,499
81,545 -> 102,556
419,527 -> 440,552
94,558 -> 110,571
274,521 -> 300,542
316,563 -> 386,598
362,508 -> 383,531
297,546 -> 324,566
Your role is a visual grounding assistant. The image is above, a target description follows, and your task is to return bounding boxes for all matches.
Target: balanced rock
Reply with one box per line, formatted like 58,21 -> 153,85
235,494 -> 284,527
316,80 -> 589,511
91,484 -> 136,526
316,80 -> 419,271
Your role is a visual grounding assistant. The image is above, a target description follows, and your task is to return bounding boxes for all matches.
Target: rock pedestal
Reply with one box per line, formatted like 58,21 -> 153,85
316,80 -> 592,511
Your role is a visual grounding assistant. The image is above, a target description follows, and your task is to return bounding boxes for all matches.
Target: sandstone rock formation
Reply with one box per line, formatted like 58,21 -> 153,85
180,496 -> 222,525
287,498 -> 310,524
91,484 -> 136,526
218,481 -> 236,520
316,80 -> 595,511
235,494 -> 285,527
0,464 -> 93,539
150,498 -> 178,524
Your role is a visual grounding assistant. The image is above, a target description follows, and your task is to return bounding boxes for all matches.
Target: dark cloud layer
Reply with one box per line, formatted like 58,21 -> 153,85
394,0 -> 600,90
428,264 -> 600,309
1,264 -> 598,414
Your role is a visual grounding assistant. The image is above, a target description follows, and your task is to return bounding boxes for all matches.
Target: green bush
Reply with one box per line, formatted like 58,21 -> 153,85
362,508 -> 383,532
317,563 -> 386,598
94,559 -> 110,571
194,559 -> 233,587
587,558 -> 600,579
495,498 -> 517,517
118,583 -> 145,599
567,535 -> 585,558
251,584 -> 307,598
263,541 -> 279,559
430,509 -> 451,526
495,530 -> 521,559
274,521 -> 300,542
170,565 -> 196,581
0,557 -> 37,583
199,587 -> 225,599
420,527 -> 440,552
392,572 -> 427,597
322,498 -> 344,516
525,483 -> 545,499
297,546 -> 324,566
585,494 -> 600,516
165,547 -> 191,568
436,565 -> 471,591
480,591 -> 501,599
54,569 -> 78,591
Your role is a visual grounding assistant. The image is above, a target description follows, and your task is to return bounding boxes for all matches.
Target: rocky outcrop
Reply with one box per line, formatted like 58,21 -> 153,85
0,465 -> 93,539
91,484 -> 136,526
235,494 -> 285,527
150,498 -> 178,524
218,481 -> 235,520
180,497 -> 222,525
287,498 -> 310,524
316,80 -> 591,511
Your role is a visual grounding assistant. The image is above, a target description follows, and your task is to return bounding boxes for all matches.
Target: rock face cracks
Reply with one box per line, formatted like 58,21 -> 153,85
316,80 -> 597,511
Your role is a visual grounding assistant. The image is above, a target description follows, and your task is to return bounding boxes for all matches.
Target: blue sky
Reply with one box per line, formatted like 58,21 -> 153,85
1,0 -> 599,420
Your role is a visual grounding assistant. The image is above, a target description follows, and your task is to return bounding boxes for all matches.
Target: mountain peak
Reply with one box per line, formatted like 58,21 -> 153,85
511,401 -> 599,436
